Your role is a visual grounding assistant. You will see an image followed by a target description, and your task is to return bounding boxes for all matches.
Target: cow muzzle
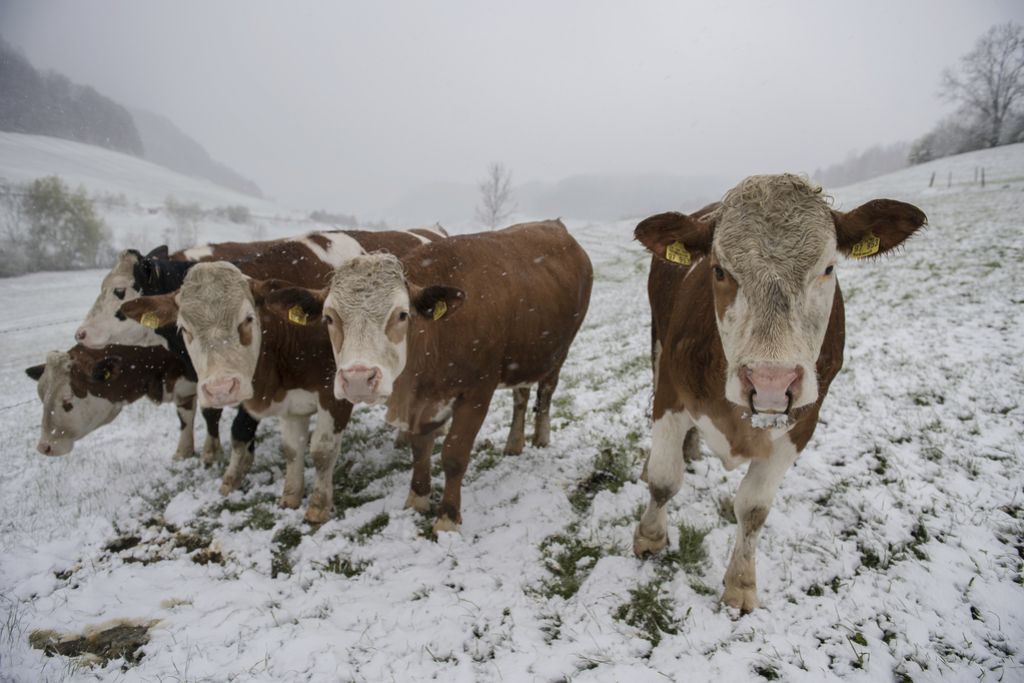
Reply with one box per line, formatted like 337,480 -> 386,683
740,364 -> 803,414
200,375 -> 247,408
38,439 -> 72,456
336,363 -> 384,404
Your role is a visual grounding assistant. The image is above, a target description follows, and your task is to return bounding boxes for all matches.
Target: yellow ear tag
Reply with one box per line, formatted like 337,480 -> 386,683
103,370 -> 112,381
288,305 -> 309,325
140,311 -> 161,329
432,300 -> 447,321
665,241 -> 691,265
850,233 -> 880,259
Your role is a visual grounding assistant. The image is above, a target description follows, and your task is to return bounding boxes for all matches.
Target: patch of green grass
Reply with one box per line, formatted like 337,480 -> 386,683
271,525 -> 302,578
753,663 -> 781,680
568,441 -> 635,512
538,531 -> 604,599
319,555 -> 368,577
355,512 -> 389,541
658,522 -> 709,572
473,439 -> 503,473
613,580 -> 678,649
236,505 -> 277,531
208,492 -> 277,515
688,579 -> 716,597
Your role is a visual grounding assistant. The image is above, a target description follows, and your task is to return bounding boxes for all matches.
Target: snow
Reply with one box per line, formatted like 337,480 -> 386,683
1,144 -> 1023,681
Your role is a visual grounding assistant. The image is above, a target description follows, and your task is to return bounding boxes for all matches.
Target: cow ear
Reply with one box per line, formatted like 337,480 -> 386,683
409,284 -> 465,321
146,245 -> 170,260
25,364 -> 45,381
263,286 -> 327,326
120,293 -> 179,329
91,357 -> 123,382
634,211 -> 715,265
832,199 -> 926,259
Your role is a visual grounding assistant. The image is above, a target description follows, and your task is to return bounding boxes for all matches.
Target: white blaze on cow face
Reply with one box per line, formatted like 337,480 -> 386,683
76,250 -> 164,349
176,262 -> 261,408
323,255 -> 410,404
31,351 -> 122,456
710,175 -> 838,414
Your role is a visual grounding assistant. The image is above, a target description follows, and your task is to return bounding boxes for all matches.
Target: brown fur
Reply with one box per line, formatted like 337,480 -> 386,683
387,220 -> 593,526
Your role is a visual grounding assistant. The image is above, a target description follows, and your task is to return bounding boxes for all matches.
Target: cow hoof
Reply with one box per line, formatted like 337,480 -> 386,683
173,449 -> 195,461
403,491 -> 431,514
201,442 -> 223,466
278,494 -> 302,510
503,439 -> 524,456
218,480 -> 239,496
722,585 -> 760,614
304,506 -> 332,525
531,433 -> 551,448
432,516 -> 460,534
632,528 -> 668,558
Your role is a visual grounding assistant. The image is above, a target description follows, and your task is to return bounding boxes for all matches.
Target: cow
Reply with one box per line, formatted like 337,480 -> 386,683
73,227 -> 447,464
119,230 -> 448,523
262,220 -> 594,533
631,174 -> 926,612
25,344 -> 195,458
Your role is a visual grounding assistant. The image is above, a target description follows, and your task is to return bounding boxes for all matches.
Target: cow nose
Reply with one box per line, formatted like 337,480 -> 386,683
37,441 -> 54,456
75,328 -> 87,342
338,364 -> 382,403
201,377 -> 241,406
740,365 -> 802,413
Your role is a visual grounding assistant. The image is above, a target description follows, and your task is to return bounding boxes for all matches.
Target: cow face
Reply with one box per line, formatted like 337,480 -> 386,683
26,351 -> 123,455
76,248 -> 167,348
121,262 -> 260,408
636,174 -> 925,417
265,254 -> 463,405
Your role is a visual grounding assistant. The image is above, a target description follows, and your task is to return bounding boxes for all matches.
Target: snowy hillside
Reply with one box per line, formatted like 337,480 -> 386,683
0,145 -> 1022,681
0,132 -> 317,249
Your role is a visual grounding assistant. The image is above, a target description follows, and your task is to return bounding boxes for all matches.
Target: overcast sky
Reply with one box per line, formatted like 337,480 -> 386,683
3,0 -> 1023,216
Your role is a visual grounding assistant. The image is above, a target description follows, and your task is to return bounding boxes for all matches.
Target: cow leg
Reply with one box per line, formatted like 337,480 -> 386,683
504,387 -> 531,455
219,408 -> 260,495
172,394 -> 197,460
305,401 -> 352,524
405,429 -> 437,514
278,414 -> 311,510
533,370 -> 560,448
633,411 -> 693,557
394,429 -> 411,449
200,407 -> 224,466
434,394 -> 493,534
722,440 -> 799,613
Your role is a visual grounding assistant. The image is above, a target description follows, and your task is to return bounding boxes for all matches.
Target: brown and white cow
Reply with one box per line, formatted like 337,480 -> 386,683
264,220 -> 594,533
25,344 -> 194,458
631,174 -> 926,612
119,230 -> 447,523
74,226 -> 447,463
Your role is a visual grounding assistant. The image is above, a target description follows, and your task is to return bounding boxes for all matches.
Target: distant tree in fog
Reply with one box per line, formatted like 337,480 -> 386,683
475,162 -> 516,229
941,22 -> 1024,148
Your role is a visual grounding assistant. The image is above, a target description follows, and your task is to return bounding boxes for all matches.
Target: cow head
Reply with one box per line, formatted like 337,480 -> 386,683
264,254 -> 464,405
120,262 -> 261,408
25,349 -> 125,455
636,174 -> 925,417
75,246 -> 170,348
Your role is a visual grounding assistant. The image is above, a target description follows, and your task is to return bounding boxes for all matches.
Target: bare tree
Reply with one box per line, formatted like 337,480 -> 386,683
475,162 -> 516,229
941,22 -> 1024,148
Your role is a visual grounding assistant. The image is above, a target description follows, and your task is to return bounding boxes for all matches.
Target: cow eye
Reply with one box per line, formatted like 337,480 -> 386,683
181,327 -> 193,343
824,265 -> 834,276
62,400 -> 73,412
713,265 -> 726,282
113,288 -> 126,300
245,314 -> 254,323
323,314 -> 333,325
398,311 -> 409,322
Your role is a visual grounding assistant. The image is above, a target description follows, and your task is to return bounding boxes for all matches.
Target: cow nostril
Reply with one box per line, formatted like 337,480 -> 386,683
75,329 -> 86,341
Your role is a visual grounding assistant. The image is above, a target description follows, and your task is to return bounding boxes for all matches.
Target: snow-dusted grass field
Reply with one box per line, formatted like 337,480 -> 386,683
1,148 -> 1023,681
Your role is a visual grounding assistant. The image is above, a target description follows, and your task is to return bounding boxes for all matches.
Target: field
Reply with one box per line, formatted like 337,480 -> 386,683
1,145 -> 1022,681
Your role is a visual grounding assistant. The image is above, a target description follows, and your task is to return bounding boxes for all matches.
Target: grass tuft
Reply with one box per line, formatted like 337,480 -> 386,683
613,580 -> 678,649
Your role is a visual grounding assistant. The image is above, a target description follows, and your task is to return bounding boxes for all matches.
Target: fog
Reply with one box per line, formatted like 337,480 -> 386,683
3,0 -> 1022,221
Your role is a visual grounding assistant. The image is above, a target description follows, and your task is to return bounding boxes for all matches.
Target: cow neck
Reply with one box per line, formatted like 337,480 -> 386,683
247,306 -> 335,410
70,344 -> 185,403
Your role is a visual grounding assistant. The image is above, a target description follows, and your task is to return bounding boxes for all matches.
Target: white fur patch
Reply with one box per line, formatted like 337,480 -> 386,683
300,233 -> 366,268
182,245 -> 214,260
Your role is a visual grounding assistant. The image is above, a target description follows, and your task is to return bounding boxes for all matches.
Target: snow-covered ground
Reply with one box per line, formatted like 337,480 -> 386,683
1,146 -> 1022,681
